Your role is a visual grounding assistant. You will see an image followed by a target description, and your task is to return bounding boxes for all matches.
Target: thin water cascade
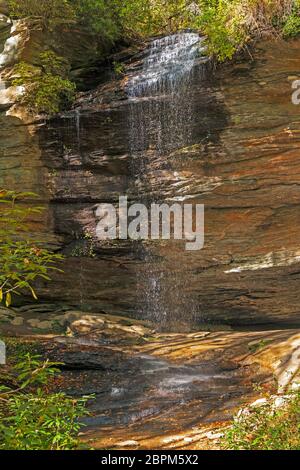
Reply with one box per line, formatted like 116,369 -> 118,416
75,108 -> 81,150
0,18 -> 24,108
128,32 -> 202,97
128,32 -> 204,156
126,32 -> 204,327
0,20 -> 22,66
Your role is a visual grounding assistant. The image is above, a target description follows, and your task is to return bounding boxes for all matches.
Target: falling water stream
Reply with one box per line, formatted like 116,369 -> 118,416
128,32 -> 204,160
0,18 -> 23,105
72,36 -> 220,434
62,37 -> 214,432
126,33 -> 205,327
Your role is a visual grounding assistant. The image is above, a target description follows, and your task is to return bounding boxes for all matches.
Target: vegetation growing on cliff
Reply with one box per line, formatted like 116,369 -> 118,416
8,0 -> 76,29
12,51 -> 76,114
6,0 -> 300,113
8,0 -> 300,114
183,0 -> 300,61
0,190 -> 63,307
282,0 -> 300,37
8,1 -> 300,59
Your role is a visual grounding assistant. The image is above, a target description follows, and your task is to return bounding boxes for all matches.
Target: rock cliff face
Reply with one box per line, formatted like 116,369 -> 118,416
0,2 -> 114,104
0,19 -> 300,327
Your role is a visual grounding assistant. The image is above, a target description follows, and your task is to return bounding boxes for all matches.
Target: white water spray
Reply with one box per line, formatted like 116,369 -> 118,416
128,33 -> 203,98
0,17 -> 24,108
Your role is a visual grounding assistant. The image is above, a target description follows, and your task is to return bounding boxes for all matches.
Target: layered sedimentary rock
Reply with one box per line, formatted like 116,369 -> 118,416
1,32 -> 300,326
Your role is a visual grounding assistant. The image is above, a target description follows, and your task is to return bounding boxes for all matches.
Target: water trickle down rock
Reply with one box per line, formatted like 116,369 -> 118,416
0,16 -> 25,109
127,32 -> 204,156
126,33 -> 205,327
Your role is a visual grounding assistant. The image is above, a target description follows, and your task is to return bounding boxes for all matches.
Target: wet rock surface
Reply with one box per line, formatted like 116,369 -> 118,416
41,319 -> 299,449
44,343 -> 127,372
1,38 -> 298,326
80,327 -> 300,449
2,311 -> 300,449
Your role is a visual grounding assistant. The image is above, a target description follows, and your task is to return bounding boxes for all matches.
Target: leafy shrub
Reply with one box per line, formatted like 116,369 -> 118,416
0,354 -> 90,450
1,392 -> 88,450
117,0 -> 196,37
0,190 -> 63,307
9,0 -> 122,41
12,51 -> 76,114
223,392 -> 300,450
72,0 -> 121,40
283,12 -> 300,36
8,1 -> 300,67
115,1 -> 300,60
195,1 -> 247,61
8,0 -> 76,29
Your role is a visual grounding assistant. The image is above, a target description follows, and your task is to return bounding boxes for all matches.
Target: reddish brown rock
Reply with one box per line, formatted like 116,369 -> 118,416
1,38 -> 300,327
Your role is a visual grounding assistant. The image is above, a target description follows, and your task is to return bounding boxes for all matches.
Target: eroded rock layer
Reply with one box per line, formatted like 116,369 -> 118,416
1,37 -> 300,326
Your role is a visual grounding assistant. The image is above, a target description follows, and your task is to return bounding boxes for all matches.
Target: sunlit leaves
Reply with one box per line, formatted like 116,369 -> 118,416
12,53 -> 76,115
8,0 -> 76,30
0,354 -> 91,450
224,392 -> 300,450
0,190 -> 63,306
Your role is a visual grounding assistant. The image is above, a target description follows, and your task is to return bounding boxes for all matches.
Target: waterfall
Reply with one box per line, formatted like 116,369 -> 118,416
127,32 -> 204,157
0,18 -> 24,108
0,20 -> 22,67
126,32 -> 204,327
128,32 -> 202,98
